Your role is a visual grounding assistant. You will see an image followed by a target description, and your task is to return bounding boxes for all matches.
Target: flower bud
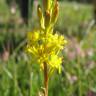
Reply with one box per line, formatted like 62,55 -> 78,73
51,1 -> 59,25
43,0 -> 50,11
45,10 -> 50,28
37,5 -> 42,20
37,5 -> 45,29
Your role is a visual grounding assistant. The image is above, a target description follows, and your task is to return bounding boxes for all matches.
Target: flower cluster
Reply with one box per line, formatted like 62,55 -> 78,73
26,0 -> 67,73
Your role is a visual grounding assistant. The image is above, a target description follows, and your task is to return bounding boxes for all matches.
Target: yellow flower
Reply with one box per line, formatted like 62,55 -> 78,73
26,29 -> 67,72
27,31 -> 39,42
26,0 -> 67,73
48,54 -> 62,73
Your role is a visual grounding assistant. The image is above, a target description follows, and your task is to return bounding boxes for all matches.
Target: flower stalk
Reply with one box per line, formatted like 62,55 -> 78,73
43,62 -> 48,96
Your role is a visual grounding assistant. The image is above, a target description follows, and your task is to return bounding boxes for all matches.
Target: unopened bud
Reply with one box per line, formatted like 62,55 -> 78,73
37,5 -> 45,29
43,0 -> 50,11
51,2 -> 59,25
45,10 -> 50,28
37,5 -> 42,21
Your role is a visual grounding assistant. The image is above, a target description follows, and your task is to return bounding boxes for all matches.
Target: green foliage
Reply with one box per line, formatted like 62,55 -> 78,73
0,1 -> 96,96
56,2 -> 92,38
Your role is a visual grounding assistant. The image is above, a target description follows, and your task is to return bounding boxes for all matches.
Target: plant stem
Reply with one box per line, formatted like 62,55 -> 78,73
77,56 -> 82,96
43,62 -> 48,96
30,72 -> 33,96
28,62 -> 33,96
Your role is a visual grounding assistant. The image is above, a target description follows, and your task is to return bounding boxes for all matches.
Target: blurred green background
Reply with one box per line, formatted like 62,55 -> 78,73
0,0 -> 96,96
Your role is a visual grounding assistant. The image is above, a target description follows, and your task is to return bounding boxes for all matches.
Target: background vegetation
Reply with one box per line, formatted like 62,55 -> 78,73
0,0 -> 96,96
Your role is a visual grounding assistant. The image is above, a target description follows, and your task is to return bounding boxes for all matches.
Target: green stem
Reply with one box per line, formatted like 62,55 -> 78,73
13,62 -> 17,96
30,72 -> 33,96
77,56 -> 82,96
78,68 -> 82,96
27,61 -> 33,96
13,64 -> 23,96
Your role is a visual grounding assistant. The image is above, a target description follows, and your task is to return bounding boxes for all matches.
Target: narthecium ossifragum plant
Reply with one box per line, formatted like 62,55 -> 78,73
26,0 -> 67,96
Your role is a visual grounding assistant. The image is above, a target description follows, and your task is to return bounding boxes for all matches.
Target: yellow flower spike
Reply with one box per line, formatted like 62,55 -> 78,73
37,5 -> 45,29
26,0 -> 67,75
26,0 -> 67,95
